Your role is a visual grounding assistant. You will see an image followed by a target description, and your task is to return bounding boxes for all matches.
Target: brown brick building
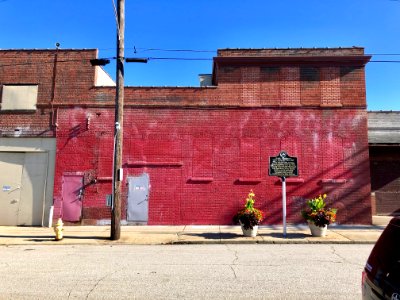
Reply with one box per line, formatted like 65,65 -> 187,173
0,47 -> 373,226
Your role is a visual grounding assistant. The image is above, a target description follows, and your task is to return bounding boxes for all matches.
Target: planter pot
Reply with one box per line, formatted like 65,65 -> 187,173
240,224 -> 258,237
308,221 -> 327,237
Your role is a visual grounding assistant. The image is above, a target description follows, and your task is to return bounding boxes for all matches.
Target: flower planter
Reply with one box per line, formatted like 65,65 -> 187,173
240,224 -> 258,237
234,190 -> 264,237
308,221 -> 327,237
302,194 -> 337,238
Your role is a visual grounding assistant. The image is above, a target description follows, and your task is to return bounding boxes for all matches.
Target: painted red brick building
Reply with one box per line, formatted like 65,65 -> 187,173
0,47 -> 372,226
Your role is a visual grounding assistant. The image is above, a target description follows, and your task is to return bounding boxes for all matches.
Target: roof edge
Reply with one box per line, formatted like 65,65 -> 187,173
0,48 -> 98,52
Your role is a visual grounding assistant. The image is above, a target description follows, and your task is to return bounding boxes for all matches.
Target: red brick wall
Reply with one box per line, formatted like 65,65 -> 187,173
0,50 -> 97,103
1,48 -> 372,224
54,107 -> 371,224
214,65 -> 367,107
0,49 -> 98,137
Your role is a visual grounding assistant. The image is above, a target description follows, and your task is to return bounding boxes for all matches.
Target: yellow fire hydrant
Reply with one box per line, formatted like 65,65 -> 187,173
54,218 -> 64,241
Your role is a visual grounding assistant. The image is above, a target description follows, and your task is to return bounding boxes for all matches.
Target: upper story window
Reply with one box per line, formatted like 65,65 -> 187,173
1,85 -> 38,111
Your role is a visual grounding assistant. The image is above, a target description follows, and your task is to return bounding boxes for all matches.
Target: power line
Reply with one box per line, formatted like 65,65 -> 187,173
368,53 -> 400,56
137,48 -> 216,53
28,46 -> 400,57
94,47 -> 400,56
0,58 -> 96,68
370,60 -> 400,63
0,56 -> 212,68
148,57 -> 212,61
95,47 -> 216,53
3,56 -> 400,68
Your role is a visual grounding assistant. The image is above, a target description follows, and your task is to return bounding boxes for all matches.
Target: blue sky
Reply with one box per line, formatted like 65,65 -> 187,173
1,0 -> 399,110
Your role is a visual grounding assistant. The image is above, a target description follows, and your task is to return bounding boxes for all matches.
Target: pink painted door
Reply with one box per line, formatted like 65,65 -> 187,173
61,174 -> 83,222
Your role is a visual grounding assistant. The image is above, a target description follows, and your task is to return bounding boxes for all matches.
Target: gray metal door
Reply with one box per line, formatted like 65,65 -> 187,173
127,174 -> 149,222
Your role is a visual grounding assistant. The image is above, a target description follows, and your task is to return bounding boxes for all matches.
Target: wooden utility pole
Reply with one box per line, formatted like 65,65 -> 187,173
111,0 -> 124,240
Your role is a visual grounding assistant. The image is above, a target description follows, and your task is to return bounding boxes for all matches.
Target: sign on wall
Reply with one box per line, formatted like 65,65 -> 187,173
269,151 -> 298,177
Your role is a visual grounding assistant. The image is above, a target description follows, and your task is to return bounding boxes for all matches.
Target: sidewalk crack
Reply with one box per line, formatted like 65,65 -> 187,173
330,230 -> 351,242
176,225 -> 186,241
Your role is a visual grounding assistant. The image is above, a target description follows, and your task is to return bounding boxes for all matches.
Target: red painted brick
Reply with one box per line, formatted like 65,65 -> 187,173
0,48 -> 372,225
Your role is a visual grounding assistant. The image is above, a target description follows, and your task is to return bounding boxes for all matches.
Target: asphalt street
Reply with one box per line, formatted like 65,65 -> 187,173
0,244 -> 373,299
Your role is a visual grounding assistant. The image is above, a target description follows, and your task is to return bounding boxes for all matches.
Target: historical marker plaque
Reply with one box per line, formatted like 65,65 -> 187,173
269,151 -> 299,238
269,151 -> 298,177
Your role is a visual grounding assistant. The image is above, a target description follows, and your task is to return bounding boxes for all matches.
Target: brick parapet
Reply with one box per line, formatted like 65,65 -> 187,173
0,48 -> 369,110
217,47 -> 365,57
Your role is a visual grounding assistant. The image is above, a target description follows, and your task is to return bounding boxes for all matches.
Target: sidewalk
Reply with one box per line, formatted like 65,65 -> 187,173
0,224 -> 385,246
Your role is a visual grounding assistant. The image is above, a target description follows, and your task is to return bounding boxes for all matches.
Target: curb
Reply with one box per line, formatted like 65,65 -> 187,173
0,225 -> 383,246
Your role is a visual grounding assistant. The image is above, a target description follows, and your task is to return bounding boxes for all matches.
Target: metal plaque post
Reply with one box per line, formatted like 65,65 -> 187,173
281,176 -> 287,237
269,151 -> 298,238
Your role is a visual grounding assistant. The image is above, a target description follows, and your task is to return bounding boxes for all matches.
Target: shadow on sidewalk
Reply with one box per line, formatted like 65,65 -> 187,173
180,233 -> 242,239
0,235 -> 54,239
0,234 -> 110,242
267,233 -> 309,239
180,232 -> 311,240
